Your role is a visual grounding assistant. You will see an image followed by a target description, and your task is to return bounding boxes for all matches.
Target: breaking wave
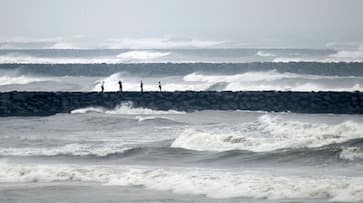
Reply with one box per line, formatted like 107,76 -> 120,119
257,51 -> 275,57
93,70 -> 363,92
171,115 -> 363,152
103,37 -> 224,49
71,102 -> 185,115
0,163 -> 362,202
184,70 -> 320,83
0,75 -> 52,86
273,48 -> 363,63
339,147 -> 363,161
183,71 -> 363,91
0,50 -> 170,64
116,51 -> 170,61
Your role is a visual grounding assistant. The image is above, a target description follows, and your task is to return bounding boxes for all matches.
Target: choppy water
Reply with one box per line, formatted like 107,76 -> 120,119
0,107 -> 363,202
1,49 -> 363,92
1,49 -> 363,202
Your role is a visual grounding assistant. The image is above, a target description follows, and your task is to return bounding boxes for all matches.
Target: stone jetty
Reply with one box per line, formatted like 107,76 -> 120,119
0,91 -> 362,116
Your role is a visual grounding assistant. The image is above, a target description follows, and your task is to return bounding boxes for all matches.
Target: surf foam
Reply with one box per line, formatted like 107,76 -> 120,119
0,75 -> 52,86
0,143 -> 131,157
0,50 -> 169,64
117,50 -> 170,61
0,163 -> 362,202
172,115 -> 363,152
71,102 -> 185,115
340,147 -> 363,161
257,51 -> 275,57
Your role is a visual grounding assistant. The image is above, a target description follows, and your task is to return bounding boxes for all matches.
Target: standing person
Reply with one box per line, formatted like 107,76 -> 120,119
158,81 -> 162,92
140,80 -> 144,93
118,80 -> 123,92
101,81 -> 105,93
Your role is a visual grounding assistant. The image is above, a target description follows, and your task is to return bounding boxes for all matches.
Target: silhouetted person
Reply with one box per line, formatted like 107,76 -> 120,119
158,81 -> 162,92
140,80 -> 144,93
101,81 -> 105,93
118,80 -> 123,92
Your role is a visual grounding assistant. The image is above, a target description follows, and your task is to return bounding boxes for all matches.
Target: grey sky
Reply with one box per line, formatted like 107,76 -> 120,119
1,0 -> 363,48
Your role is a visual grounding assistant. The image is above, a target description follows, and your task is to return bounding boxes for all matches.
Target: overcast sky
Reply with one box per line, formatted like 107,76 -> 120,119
1,0 -> 363,48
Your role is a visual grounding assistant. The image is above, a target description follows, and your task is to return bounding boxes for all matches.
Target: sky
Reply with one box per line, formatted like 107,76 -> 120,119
1,0 -> 363,49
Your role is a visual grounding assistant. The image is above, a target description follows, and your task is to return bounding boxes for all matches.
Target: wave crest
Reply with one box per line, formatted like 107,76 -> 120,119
0,163 -> 362,202
340,147 -> 363,161
117,51 -> 170,61
0,143 -> 130,157
71,102 -> 185,115
0,75 -> 52,86
257,51 -> 275,57
171,115 -> 363,152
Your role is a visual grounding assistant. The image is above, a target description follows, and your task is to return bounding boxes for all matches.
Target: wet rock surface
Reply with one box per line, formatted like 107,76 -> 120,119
0,91 -> 362,116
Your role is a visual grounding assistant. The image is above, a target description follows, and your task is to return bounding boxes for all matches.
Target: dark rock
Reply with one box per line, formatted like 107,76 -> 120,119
0,91 -> 362,116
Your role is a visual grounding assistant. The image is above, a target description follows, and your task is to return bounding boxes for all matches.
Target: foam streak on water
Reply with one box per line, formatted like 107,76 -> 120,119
0,163 -> 362,202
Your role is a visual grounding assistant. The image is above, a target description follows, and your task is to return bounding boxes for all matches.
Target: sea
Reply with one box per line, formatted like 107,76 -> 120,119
0,48 -> 363,203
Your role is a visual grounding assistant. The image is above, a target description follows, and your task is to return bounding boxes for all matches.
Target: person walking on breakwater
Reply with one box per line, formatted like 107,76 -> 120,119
158,81 -> 162,92
101,81 -> 105,93
118,80 -> 123,92
140,80 -> 144,93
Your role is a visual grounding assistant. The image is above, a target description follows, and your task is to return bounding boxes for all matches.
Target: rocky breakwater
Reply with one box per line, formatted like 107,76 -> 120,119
0,91 -> 362,116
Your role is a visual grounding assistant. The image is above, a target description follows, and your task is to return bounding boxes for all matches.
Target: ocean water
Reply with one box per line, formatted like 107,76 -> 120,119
0,49 -> 363,202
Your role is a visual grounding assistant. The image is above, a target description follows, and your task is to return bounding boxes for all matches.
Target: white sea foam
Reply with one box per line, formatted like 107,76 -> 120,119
92,72 -> 210,92
330,50 -> 363,62
117,50 -> 170,61
0,143 -> 130,157
184,70 -> 362,82
183,71 -> 363,91
103,37 -> 224,49
0,75 -> 52,86
273,46 -> 363,63
0,50 -> 169,64
0,55 -> 139,64
184,70 -> 301,83
71,102 -> 185,115
257,51 -> 275,57
340,147 -> 363,161
49,42 -> 78,49
92,71 -> 363,92
171,115 -> 363,152
135,116 -> 170,122
0,163 -> 362,202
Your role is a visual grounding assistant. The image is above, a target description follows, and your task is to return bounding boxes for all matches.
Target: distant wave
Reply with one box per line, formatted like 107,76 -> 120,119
0,143 -> 131,157
71,102 -> 185,115
0,50 -> 171,64
116,51 -> 170,61
256,51 -> 275,57
0,163 -> 362,202
171,115 -> 363,152
1,51 -> 363,64
184,70 -> 302,83
2,62 -> 363,92
91,72 -> 211,92
0,75 -> 52,86
329,49 -> 363,62
183,71 -> 363,91
103,37 -> 224,49
91,70 -> 363,92
273,48 -> 363,63
0,37 -> 224,50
